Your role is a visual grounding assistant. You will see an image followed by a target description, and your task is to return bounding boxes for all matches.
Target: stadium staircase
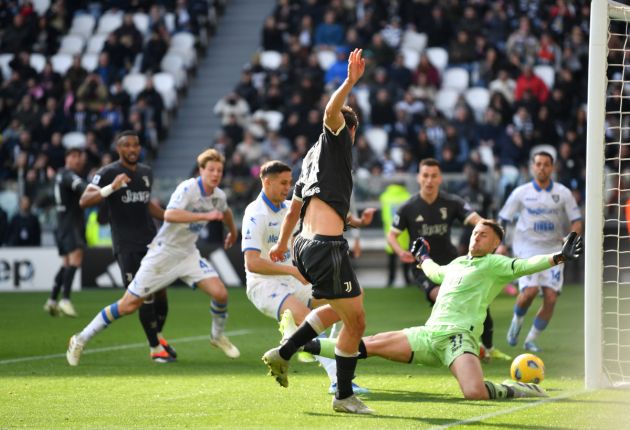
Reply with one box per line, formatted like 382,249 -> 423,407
154,0 -> 276,179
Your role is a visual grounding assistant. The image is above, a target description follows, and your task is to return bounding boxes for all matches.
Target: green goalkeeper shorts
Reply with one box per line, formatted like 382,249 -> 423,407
403,326 -> 479,368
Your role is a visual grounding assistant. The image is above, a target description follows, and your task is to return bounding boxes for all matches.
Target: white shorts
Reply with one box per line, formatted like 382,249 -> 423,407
128,246 -> 218,298
246,276 -> 313,320
518,264 -> 563,293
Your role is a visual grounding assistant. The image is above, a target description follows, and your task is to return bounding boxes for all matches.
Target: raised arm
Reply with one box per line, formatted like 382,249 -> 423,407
323,48 -> 365,132
269,198 -> 302,262
79,173 -> 130,208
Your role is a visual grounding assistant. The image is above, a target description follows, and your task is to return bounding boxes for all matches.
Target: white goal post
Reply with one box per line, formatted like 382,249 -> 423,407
586,0 -> 630,389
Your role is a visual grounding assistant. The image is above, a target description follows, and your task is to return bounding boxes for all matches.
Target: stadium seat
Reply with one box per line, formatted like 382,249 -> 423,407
401,30 -> 428,53
0,53 -> 13,80
160,54 -> 187,89
50,53 -> 73,74
464,87 -> 490,122
81,53 -> 98,72
171,32 -> 195,52
122,73 -> 147,100
167,47 -> 197,70
442,67 -> 469,93
69,14 -> 95,40
401,48 -> 420,70
153,72 -> 178,111
86,34 -> 107,54
260,50 -> 282,70
0,190 -> 19,216
96,11 -> 123,34
390,146 -> 405,166
29,53 -> 46,73
364,127 -> 388,156
132,12 -> 150,36
435,88 -> 460,119
164,13 -> 176,34
316,49 -> 336,71
62,132 -> 87,149
353,85 -> 371,118
259,110 -> 284,132
534,64 -> 555,90
426,47 -> 449,73
58,35 -> 85,56
32,0 -> 50,16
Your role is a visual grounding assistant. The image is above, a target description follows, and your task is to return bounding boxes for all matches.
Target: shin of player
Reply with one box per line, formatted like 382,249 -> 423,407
67,149 -> 240,365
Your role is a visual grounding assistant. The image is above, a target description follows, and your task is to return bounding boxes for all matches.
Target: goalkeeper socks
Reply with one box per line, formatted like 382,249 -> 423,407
525,317 -> 548,343
50,267 -> 65,300
79,302 -> 121,343
279,322 -> 318,360
61,266 -> 78,299
210,300 -> 227,339
138,299 -> 160,347
484,381 -> 514,399
481,309 -> 494,349
334,348 -> 358,400
154,294 -> 168,333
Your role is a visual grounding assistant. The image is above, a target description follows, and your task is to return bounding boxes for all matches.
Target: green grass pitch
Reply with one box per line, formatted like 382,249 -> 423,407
0,285 -> 628,429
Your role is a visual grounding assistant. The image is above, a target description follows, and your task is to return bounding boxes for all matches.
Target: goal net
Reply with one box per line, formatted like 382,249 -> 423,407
586,0 -> 630,388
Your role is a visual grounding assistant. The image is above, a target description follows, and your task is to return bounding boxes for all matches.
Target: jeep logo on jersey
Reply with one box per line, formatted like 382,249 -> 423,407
142,176 -> 150,187
121,190 -> 151,203
552,194 -> 560,203
440,207 -> 448,220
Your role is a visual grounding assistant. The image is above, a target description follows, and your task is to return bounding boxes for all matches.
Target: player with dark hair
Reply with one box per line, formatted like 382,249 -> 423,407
263,49 -> 373,414
79,131 -> 175,363
66,148 -> 240,366
242,160 -> 368,394
500,151 -> 583,352
386,158 -> 510,361
44,147 -> 88,317
303,221 -> 583,400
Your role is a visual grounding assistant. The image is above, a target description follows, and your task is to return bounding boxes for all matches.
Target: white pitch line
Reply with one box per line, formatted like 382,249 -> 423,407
427,389 -> 589,430
0,329 -> 253,365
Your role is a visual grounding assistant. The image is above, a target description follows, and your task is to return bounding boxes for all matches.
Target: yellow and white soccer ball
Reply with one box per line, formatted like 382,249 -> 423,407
510,353 -> 545,384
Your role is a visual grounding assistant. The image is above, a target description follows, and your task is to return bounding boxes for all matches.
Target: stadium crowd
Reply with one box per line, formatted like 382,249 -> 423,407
0,0 -> 595,245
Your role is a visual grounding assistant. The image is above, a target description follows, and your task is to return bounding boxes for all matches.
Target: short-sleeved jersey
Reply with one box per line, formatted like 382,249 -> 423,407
498,180 -> 582,257
153,177 -> 228,255
391,191 -> 474,264
294,122 -> 353,222
423,253 -> 551,339
241,192 -> 292,284
54,168 -> 88,233
91,161 -> 156,254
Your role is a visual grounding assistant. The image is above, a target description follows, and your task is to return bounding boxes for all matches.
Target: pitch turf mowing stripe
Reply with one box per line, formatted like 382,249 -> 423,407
427,389 -> 589,429
0,329 -> 253,365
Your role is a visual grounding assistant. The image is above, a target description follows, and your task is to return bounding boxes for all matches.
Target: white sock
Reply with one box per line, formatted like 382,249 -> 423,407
525,326 -> 541,343
317,355 -> 337,383
210,300 -> 227,339
329,321 -> 344,338
78,312 -> 108,343
512,314 -> 524,329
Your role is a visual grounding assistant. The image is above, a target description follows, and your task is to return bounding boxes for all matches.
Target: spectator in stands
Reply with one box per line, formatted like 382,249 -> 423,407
506,17 -> 539,66
32,15 -> 60,56
39,62 -> 63,100
370,88 -> 396,131
325,46 -> 351,87
141,29 -> 169,73
235,131 -> 263,167
1,14 -> 32,54
261,15 -> 284,51
102,33 -> 131,73
7,195 -> 41,246
65,55 -> 87,92
10,51 -> 37,81
174,0 -> 197,34
314,9 -> 344,47
95,52 -> 118,87
489,69 -> 516,104
115,13 -> 144,56
261,130 -> 291,163
77,74 -> 108,113
109,79 -> 132,120
44,131 -> 66,171
137,77 -> 165,134
367,33 -> 396,69
448,30 -> 477,70
69,101 -> 96,134
214,92 -> 250,127
556,141 -> 583,192
424,5 -> 452,48
388,53 -> 412,92
15,94 -> 41,131
515,64 -> 549,104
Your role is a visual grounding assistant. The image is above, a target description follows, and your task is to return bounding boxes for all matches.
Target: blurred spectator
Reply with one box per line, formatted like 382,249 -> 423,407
141,30 -> 169,73
32,15 -> 60,56
506,16 -> 539,65
65,55 -> 88,92
235,131 -> 263,166
1,14 -> 32,54
10,51 -> 37,81
314,9 -> 344,47
214,92 -> 250,127
114,13 -> 143,56
424,5 -> 452,48
514,64 -> 549,104
325,46 -> 350,87
457,163 -> 493,254
261,15 -> 284,51
6,195 -> 41,246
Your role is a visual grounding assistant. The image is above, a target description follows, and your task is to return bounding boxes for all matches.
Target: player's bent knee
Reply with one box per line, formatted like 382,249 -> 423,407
462,386 -> 489,400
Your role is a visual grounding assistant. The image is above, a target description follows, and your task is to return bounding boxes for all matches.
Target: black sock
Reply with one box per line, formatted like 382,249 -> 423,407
335,354 -> 358,400
481,308 -> 494,349
303,339 -> 321,355
279,322 -> 318,360
357,340 -> 368,359
154,295 -> 168,333
139,301 -> 160,347
61,266 -> 78,300
50,267 -> 65,300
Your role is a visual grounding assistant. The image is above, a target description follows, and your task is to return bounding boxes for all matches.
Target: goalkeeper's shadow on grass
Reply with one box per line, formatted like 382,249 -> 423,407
346,388 -> 494,405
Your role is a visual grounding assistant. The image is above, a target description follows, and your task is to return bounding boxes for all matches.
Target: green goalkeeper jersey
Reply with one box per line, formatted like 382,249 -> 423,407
421,254 -> 552,339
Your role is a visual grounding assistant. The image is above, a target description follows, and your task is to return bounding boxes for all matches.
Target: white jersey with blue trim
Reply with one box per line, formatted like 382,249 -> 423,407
152,177 -> 228,255
241,192 -> 293,284
498,180 -> 582,257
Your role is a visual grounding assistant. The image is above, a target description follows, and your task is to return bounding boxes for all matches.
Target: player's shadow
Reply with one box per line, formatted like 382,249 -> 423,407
360,388 -> 493,405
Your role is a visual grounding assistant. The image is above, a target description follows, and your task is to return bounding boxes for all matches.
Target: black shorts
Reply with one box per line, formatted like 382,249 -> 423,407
293,234 -> 361,299
115,250 -> 146,287
413,267 -> 439,305
55,227 -> 85,256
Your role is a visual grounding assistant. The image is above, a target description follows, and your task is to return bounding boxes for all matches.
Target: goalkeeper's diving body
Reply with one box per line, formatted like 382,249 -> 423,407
302,220 -> 582,400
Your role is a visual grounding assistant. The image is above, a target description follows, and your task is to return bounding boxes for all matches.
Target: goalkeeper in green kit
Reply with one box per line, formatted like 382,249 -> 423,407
302,220 -> 582,400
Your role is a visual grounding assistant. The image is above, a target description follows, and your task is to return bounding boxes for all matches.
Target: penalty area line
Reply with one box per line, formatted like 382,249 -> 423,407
427,389 -> 589,430
0,329 -> 253,365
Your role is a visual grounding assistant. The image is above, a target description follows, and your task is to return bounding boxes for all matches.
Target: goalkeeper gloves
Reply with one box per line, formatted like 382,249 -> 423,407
410,237 -> 431,264
552,232 -> 582,264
